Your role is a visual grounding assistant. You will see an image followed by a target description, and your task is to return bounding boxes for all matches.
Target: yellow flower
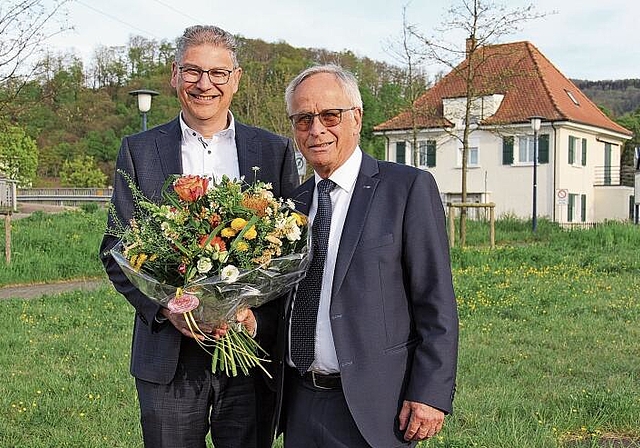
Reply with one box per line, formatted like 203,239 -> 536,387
132,253 -> 148,272
231,218 -> 248,231
221,227 -> 237,238
292,212 -> 307,226
236,241 -> 249,252
243,225 -> 257,240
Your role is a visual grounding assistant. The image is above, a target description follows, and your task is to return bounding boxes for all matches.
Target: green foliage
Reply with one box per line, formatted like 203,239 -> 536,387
60,155 -> 108,187
0,124 -> 38,186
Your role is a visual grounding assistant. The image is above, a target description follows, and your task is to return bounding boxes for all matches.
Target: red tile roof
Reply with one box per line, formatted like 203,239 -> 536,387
374,41 -> 632,136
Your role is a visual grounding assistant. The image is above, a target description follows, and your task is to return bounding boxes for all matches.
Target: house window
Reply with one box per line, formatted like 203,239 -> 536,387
568,136 -> 578,165
506,134 -> 549,165
580,194 -> 587,222
565,89 -> 580,106
518,136 -> 535,163
458,145 -> 478,167
396,141 -> 406,165
581,139 -> 587,166
418,140 -> 437,167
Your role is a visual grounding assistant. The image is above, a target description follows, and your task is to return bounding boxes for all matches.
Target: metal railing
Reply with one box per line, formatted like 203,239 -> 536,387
593,165 -> 635,187
17,187 -> 113,206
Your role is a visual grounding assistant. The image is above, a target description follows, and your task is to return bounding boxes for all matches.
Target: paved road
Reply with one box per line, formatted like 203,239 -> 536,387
0,278 -> 109,300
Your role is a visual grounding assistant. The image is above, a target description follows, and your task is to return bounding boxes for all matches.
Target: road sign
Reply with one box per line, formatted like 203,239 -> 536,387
556,188 -> 568,205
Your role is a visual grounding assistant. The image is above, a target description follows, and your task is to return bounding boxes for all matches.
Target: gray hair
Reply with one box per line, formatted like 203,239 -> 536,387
285,64 -> 363,114
175,25 -> 239,67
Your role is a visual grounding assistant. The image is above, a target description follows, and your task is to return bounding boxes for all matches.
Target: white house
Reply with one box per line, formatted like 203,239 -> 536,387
374,41 -> 634,224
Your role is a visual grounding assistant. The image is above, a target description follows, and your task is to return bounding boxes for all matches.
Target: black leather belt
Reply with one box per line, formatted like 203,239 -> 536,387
302,371 -> 341,390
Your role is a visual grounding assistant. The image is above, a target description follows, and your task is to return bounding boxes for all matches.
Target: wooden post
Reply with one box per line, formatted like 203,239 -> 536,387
4,213 -> 10,264
445,202 -> 495,248
447,204 -> 455,248
489,205 -> 495,249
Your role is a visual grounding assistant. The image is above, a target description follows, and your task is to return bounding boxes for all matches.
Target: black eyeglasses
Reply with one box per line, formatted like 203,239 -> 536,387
178,66 -> 235,85
289,107 -> 358,131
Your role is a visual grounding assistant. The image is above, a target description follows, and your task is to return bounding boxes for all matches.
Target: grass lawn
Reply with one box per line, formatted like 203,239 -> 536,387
1,210 -> 639,447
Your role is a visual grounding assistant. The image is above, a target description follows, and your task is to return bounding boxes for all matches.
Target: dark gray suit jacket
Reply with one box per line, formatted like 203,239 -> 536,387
276,153 -> 458,448
100,117 -> 298,384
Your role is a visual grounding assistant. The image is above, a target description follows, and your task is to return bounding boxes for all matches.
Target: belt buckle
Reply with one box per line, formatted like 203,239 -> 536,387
311,372 -> 332,390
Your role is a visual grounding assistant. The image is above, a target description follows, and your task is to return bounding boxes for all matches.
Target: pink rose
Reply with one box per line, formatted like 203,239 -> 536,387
167,293 -> 200,314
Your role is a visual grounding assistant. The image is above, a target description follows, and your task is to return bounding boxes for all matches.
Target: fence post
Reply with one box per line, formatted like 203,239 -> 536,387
447,204 -> 455,248
4,213 -> 10,264
489,205 -> 495,249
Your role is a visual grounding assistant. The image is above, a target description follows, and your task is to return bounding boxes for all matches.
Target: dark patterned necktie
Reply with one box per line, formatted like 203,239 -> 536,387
291,179 -> 336,375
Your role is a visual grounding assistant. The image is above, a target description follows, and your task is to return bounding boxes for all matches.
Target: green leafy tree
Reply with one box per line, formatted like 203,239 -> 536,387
0,124 -> 38,186
60,155 -> 107,187
616,108 -> 640,185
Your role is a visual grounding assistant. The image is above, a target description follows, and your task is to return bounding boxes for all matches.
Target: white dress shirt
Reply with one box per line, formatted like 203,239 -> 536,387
180,112 -> 240,182
290,147 -> 362,374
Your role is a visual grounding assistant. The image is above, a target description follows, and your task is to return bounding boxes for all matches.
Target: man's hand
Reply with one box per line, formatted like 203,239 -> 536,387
159,307 -> 257,340
159,308 -> 219,340
398,400 -> 444,441
235,308 -> 257,337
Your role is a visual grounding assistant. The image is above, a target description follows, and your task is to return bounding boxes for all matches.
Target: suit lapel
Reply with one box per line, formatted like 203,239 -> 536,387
332,154 -> 379,296
235,122 -> 259,179
156,118 -> 182,176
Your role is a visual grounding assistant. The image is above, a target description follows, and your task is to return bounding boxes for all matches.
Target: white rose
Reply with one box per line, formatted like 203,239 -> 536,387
196,257 -> 213,274
221,265 -> 240,283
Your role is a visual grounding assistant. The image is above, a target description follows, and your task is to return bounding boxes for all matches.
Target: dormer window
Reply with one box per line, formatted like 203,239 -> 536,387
565,89 -> 580,106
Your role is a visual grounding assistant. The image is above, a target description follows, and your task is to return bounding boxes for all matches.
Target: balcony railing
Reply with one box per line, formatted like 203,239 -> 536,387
593,165 -> 635,187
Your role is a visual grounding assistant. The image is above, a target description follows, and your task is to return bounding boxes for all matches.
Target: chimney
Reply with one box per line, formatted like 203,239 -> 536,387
466,36 -> 476,56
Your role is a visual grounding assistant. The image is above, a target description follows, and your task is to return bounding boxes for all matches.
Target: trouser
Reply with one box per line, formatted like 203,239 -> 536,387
135,337 -> 275,448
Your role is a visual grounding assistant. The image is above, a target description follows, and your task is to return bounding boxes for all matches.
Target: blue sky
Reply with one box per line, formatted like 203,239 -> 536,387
45,0 -> 639,81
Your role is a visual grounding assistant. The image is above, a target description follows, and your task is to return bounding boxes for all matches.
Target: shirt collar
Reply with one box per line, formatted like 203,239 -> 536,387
314,146 -> 362,193
179,111 -> 236,142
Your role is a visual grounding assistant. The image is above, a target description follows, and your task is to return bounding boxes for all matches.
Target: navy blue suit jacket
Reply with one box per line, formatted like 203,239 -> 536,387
100,117 -> 298,384
276,153 -> 458,448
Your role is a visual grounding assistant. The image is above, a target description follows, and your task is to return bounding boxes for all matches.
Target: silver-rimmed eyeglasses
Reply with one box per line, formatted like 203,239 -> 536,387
289,107 -> 358,131
178,66 -> 236,85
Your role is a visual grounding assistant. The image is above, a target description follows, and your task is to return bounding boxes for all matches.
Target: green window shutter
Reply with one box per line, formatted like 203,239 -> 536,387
396,141 -> 405,164
581,194 -> 587,222
568,193 -> 575,222
502,136 -> 514,165
568,136 -> 575,164
427,140 -> 436,167
538,134 -> 549,164
581,139 -> 587,166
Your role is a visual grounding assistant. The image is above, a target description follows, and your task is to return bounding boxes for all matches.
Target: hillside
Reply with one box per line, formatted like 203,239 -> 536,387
572,79 -> 640,117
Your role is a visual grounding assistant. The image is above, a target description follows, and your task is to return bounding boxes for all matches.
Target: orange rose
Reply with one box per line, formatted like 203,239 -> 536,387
173,175 -> 208,202
198,234 -> 227,252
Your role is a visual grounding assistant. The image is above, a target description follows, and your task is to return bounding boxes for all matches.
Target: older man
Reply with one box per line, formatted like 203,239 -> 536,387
100,25 -> 298,448
274,64 -> 459,448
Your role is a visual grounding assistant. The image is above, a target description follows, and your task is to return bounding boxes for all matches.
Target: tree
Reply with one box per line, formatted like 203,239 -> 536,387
407,0 -> 545,245
384,4 -> 430,167
0,125 -> 38,186
60,155 -> 107,187
0,0 -> 71,110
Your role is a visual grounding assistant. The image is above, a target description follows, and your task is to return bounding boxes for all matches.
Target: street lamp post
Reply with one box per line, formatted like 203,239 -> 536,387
129,89 -> 159,131
529,116 -> 544,232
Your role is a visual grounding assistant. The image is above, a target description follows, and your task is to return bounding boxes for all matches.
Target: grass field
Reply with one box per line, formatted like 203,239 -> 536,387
1,210 -> 639,447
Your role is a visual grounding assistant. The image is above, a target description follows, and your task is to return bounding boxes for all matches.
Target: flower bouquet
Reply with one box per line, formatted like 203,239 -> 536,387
109,170 -> 308,377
